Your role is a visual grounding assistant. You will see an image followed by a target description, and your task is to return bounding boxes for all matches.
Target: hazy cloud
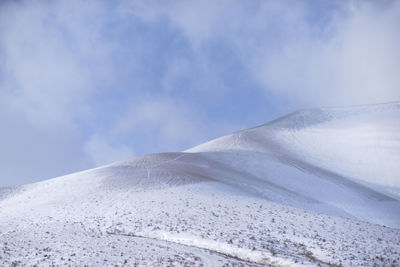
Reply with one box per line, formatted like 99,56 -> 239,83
84,135 -> 134,167
255,0 -> 400,106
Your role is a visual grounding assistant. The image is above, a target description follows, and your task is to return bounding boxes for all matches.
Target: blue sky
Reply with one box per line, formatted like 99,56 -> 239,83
1,0 -> 399,186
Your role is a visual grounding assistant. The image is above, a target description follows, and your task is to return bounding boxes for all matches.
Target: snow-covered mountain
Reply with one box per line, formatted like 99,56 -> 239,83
1,102 -> 399,266
188,101 -> 400,227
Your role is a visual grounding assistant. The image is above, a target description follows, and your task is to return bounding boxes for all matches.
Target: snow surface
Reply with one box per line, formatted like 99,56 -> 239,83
188,101 -> 400,227
1,102 -> 400,266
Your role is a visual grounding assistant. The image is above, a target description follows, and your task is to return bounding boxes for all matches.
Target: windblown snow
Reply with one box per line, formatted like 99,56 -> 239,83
1,102 -> 400,266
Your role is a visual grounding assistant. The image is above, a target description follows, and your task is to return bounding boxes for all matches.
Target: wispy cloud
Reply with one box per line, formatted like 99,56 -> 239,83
254,1 -> 400,106
143,0 -> 400,107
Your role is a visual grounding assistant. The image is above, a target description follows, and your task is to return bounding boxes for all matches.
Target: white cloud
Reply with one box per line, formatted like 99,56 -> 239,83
84,135 -> 135,166
111,97 -> 212,152
250,1 -> 400,106
143,0 -> 400,107
0,0 -> 122,184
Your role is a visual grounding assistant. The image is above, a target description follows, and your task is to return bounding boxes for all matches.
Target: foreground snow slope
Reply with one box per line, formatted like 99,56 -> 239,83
1,102 -> 399,266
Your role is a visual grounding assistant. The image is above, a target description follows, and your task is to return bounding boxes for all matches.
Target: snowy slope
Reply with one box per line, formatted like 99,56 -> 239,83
1,102 -> 400,266
187,101 -> 400,227
189,102 -> 400,190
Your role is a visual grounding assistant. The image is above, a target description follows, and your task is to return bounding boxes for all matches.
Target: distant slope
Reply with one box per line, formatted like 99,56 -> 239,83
266,102 -> 400,189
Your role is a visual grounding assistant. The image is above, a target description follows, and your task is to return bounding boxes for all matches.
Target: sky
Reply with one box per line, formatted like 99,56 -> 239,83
1,0 -> 399,186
